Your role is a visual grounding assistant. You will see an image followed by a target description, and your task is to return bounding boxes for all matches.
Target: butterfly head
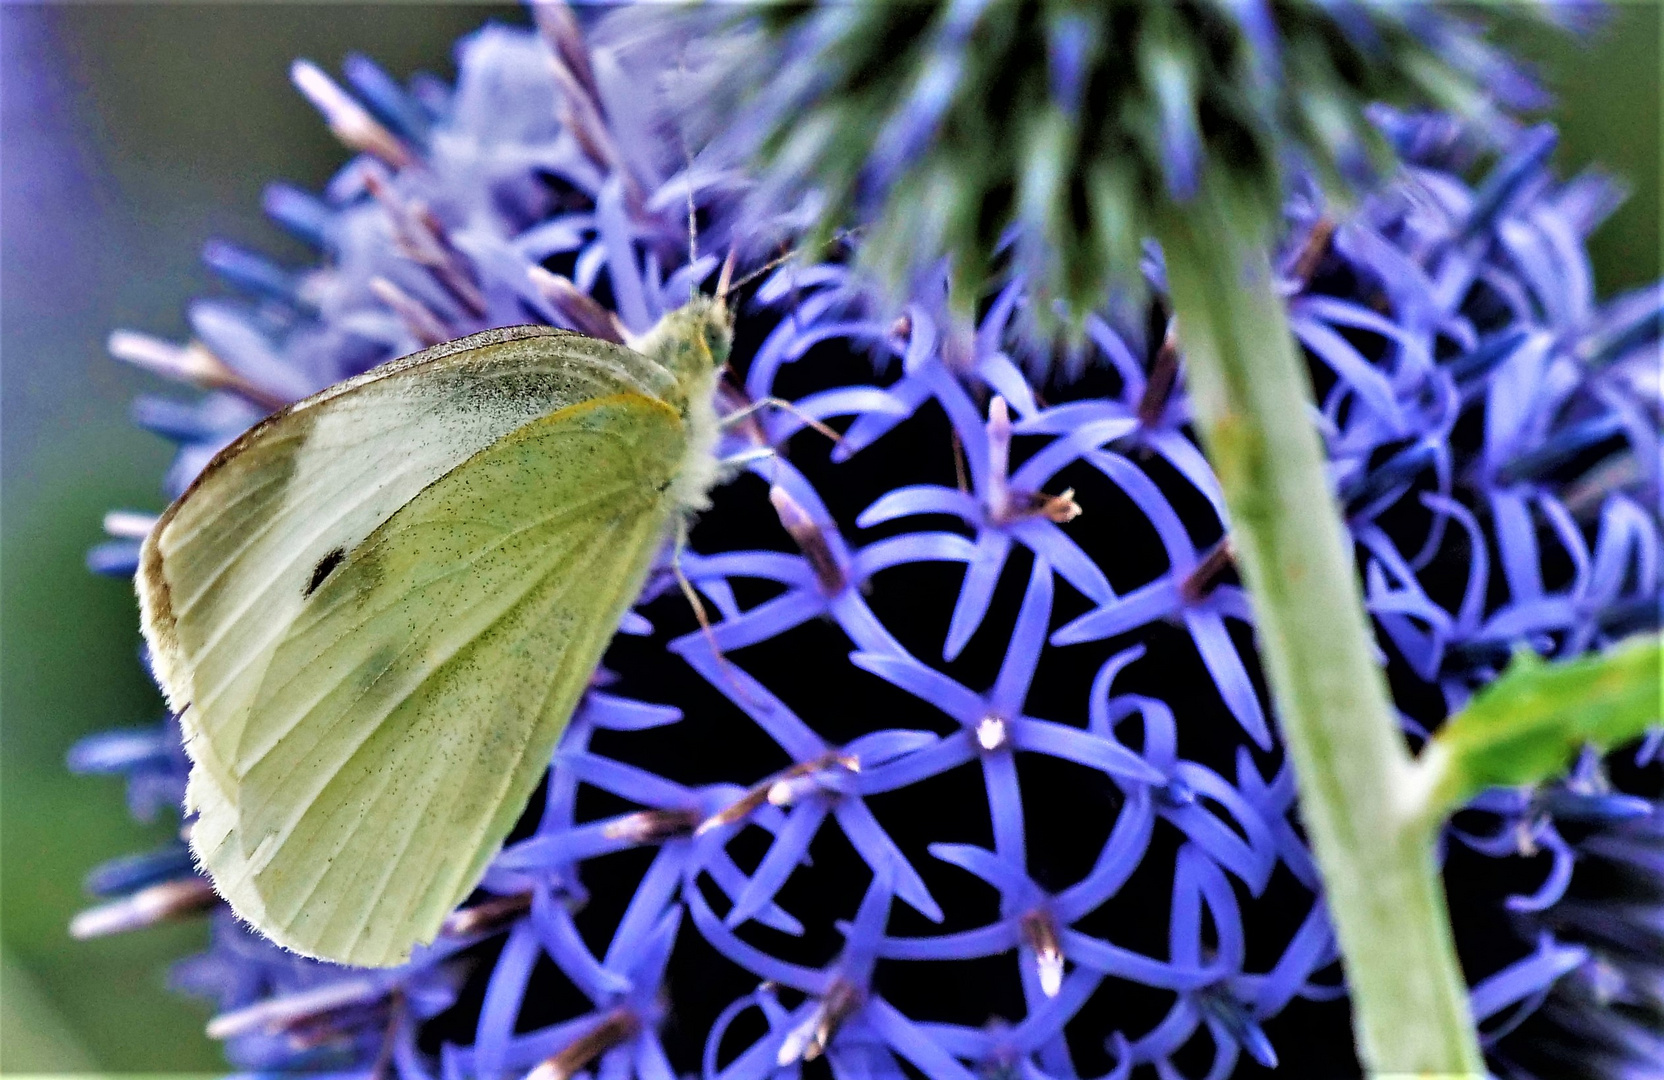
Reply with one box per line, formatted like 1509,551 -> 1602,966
635,293 -> 733,394
687,293 -> 734,374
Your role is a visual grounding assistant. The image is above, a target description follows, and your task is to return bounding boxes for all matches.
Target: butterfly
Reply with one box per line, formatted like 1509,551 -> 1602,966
138,296 -> 736,967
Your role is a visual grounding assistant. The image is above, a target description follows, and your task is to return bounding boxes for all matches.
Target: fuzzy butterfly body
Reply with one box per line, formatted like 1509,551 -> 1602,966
138,299 -> 730,967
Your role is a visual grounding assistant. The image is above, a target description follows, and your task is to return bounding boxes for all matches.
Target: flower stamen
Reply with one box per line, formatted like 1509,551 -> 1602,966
1288,216 -> 1336,288
975,715 -> 1009,753
699,753 -> 860,835
106,331 -> 288,410
369,277 -> 450,347
206,975 -> 387,1040
528,265 -> 627,343
290,60 -> 414,171
983,396 -> 1083,525
602,808 -> 702,845
1136,325 -> 1181,428
363,172 -> 487,317
769,754 -> 860,807
441,891 -> 533,937
69,877 -> 217,939
1019,488 -> 1082,524
528,1008 -> 641,1080
771,486 -> 846,595
776,979 -> 863,1065
1019,910 -> 1065,998
1179,538 -> 1235,605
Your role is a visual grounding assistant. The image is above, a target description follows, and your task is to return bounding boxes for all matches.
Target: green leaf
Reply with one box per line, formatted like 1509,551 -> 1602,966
1424,634 -> 1663,819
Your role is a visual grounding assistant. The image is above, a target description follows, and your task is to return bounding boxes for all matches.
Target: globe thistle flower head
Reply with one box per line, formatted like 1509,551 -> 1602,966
715,0 -> 1582,339
69,5 -> 1664,1079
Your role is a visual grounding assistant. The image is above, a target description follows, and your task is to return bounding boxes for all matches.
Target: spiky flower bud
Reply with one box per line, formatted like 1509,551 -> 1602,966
717,1 -> 1578,333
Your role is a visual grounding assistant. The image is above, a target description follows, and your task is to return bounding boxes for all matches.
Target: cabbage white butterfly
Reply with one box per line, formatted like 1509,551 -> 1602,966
138,297 -> 732,967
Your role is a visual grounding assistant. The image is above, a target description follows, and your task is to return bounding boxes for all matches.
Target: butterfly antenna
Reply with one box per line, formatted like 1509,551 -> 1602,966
678,124 -> 699,305
723,225 -> 867,300
724,246 -> 796,299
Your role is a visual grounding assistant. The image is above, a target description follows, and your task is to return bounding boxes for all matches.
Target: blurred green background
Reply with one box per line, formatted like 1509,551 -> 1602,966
0,3 -> 1656,1073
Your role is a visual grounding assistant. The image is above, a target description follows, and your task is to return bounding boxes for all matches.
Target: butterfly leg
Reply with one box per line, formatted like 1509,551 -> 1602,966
669,520 -> 766,708
720,398 -> 844,445
369,995 -> 402,1080
669,520 -> 720,656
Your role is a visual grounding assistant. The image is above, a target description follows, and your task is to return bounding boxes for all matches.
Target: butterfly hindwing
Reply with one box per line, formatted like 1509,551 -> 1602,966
138,327 -> 688,965
196,392 -> 684,966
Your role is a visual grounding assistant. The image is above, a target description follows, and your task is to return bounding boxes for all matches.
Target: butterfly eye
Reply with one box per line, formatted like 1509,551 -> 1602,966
702,319 -> 732,370
305,547 -> 346,597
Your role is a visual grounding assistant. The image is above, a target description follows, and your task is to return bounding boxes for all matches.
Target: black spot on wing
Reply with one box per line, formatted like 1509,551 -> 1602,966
306,547 -> 347,597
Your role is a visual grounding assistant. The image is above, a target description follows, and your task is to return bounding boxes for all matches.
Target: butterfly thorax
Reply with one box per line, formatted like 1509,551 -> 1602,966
625,296 -> 732,514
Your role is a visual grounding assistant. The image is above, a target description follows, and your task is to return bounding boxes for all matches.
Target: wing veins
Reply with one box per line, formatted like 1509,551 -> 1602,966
174,362 -> 637,624
317,515 -> 656,957
232,478 -> 639,775
251,515 -> 636,935
178,447 -> 457,635
166,338 -> 676,621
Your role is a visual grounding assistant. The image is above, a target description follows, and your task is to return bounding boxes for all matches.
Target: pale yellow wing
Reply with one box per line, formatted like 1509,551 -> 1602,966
197,393 -> 683,966
135,326 -> 684,965
139,327 -> 674,803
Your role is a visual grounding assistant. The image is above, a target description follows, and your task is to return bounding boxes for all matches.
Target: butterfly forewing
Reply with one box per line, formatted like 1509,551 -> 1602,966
237,394 -> 681,965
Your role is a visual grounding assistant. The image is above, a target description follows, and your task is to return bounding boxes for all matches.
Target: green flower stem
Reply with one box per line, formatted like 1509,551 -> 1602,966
1155,183 -> 1485,1078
